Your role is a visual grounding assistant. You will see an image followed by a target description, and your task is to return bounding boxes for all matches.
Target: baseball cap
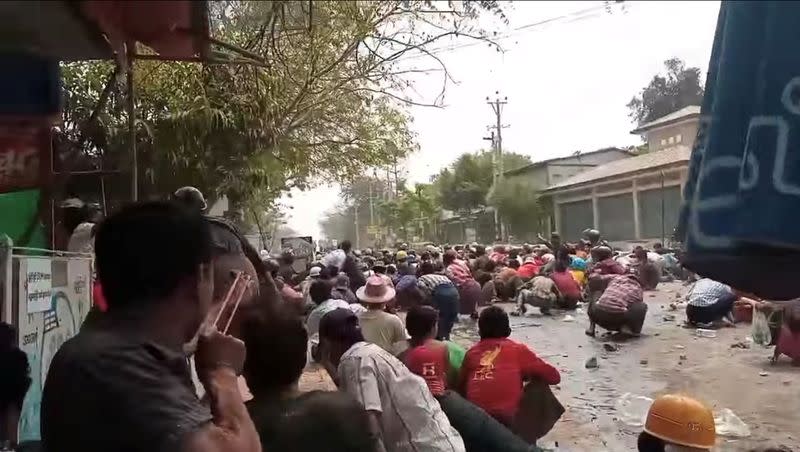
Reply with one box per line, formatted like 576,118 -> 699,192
319,308 -> 360,342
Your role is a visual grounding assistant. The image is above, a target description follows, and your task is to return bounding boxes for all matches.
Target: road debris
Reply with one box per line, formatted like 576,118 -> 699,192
585,356 -> 599,369
603,343 -> 620,352
730,341 -> 751,349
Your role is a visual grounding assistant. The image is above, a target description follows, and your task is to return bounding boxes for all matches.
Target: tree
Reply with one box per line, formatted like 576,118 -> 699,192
58,0 -> 505,213
627,58 -> 704,125
486,178 -> 548,241
434,151 -> 531,213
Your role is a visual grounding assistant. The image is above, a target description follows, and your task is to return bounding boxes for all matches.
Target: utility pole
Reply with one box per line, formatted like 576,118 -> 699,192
354,202 -> 360,250
486,92 -> 508,241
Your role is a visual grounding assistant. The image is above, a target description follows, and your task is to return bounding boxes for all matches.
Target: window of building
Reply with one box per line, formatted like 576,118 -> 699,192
676,134 -> 682,143
660,138 -> 667,146
668,136 -> 675,144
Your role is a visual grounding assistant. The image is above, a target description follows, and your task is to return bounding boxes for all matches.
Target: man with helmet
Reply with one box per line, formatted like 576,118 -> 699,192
637,394 -> 716,451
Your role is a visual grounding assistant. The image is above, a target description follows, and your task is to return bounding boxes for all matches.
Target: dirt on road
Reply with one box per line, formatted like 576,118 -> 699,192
300,282 -> 799,451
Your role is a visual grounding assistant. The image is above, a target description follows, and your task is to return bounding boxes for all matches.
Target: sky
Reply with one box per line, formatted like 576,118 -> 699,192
283,0 -> 721,239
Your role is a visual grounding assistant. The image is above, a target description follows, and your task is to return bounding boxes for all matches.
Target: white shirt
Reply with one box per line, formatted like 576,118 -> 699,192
338,342 -> 465,452
306,299 -> 365,336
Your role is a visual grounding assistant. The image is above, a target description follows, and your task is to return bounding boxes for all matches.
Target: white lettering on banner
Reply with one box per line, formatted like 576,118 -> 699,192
689,76 -> 800,246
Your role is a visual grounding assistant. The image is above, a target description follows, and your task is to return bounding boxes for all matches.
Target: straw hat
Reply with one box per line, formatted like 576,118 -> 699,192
356,275 -> 396,304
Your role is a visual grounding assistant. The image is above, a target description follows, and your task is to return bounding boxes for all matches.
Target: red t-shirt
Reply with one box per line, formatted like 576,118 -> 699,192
517,262 -> 540,280
551,270 -> 582,299
460,338 -> 560,424
404,340 -> 448,396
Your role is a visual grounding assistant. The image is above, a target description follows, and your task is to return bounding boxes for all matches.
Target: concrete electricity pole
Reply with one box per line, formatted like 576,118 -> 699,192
486,92 -> 508,241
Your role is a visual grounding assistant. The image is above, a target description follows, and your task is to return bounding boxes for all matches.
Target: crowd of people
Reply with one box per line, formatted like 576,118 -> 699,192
1,187 -> 798,451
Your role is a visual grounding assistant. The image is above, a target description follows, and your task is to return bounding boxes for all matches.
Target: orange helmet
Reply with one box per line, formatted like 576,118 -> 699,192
644,394 -> 716,449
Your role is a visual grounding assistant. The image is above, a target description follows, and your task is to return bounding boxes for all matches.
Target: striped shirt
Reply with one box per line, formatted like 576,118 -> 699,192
338,342 -> 465,452
596,274 -> 643,312
688,278 -> 734,307
417,273 -> 455,295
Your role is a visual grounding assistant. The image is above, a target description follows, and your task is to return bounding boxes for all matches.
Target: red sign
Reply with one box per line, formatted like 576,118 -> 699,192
0,122 -> 50,193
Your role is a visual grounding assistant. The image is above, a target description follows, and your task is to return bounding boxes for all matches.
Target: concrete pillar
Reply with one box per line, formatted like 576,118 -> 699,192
591,187 -> 599,230
553,199 -> 561,234
632,179 -> 641,239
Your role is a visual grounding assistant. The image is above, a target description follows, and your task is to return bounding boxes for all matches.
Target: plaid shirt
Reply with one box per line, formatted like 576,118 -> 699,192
445,260 -> 473,287
417,273 -> 454,296
590,258 -> 626,276
596,274 -> 643,312
688,278 -> 733,307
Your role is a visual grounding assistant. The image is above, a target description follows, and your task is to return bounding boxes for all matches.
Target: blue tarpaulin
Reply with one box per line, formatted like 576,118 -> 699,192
678,1 -> 800,299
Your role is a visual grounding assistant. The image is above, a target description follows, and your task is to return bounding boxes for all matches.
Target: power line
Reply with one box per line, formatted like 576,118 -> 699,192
395,2 -> 632,63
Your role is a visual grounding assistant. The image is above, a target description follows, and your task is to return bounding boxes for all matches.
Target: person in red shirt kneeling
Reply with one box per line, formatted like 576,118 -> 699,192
460,306 -> 561,428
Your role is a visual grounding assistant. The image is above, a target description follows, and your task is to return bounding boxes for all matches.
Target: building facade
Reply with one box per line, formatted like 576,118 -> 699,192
545,106 -> 700,247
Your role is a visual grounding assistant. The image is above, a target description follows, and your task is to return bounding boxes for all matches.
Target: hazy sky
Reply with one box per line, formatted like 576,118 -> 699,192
283,1 -> 721,239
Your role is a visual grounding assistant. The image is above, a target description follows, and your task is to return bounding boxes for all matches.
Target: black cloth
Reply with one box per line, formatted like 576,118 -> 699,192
246,393 -> 303,451
512,380 -> 565,444
588,302 -> 648,334
436,390 -> 535,452
686,293 -> 737,324
41,319 -> 212,452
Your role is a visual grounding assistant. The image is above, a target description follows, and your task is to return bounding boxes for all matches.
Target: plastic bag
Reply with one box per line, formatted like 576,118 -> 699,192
714,408 -> 751,437
751,305 -> 772,346
615,393 -> 653,427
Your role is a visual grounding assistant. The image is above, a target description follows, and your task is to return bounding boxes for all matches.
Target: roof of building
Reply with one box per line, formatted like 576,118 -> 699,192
503,147 -> 631,177
544,145 -> 692,192
630,105 -> 701,134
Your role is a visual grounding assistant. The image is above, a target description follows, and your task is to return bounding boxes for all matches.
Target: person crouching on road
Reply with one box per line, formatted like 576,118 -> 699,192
549,248 -> 583,310
685,278 -> 738,328
402,306 -> 536,452
586,274 -> 647,337
515,275 -> 561,316
637,394 -> 715,452
443,250 -> 481,320
417,262 -> 461,340
318,308 -> 466,452
460,307 -> 562,440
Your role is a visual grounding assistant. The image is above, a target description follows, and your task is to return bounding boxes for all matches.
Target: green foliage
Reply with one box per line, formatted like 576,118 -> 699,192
486,178 -> 547,240
434,151 -> 531,213
627,58 -> 704,125
58,0 -> 504,211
